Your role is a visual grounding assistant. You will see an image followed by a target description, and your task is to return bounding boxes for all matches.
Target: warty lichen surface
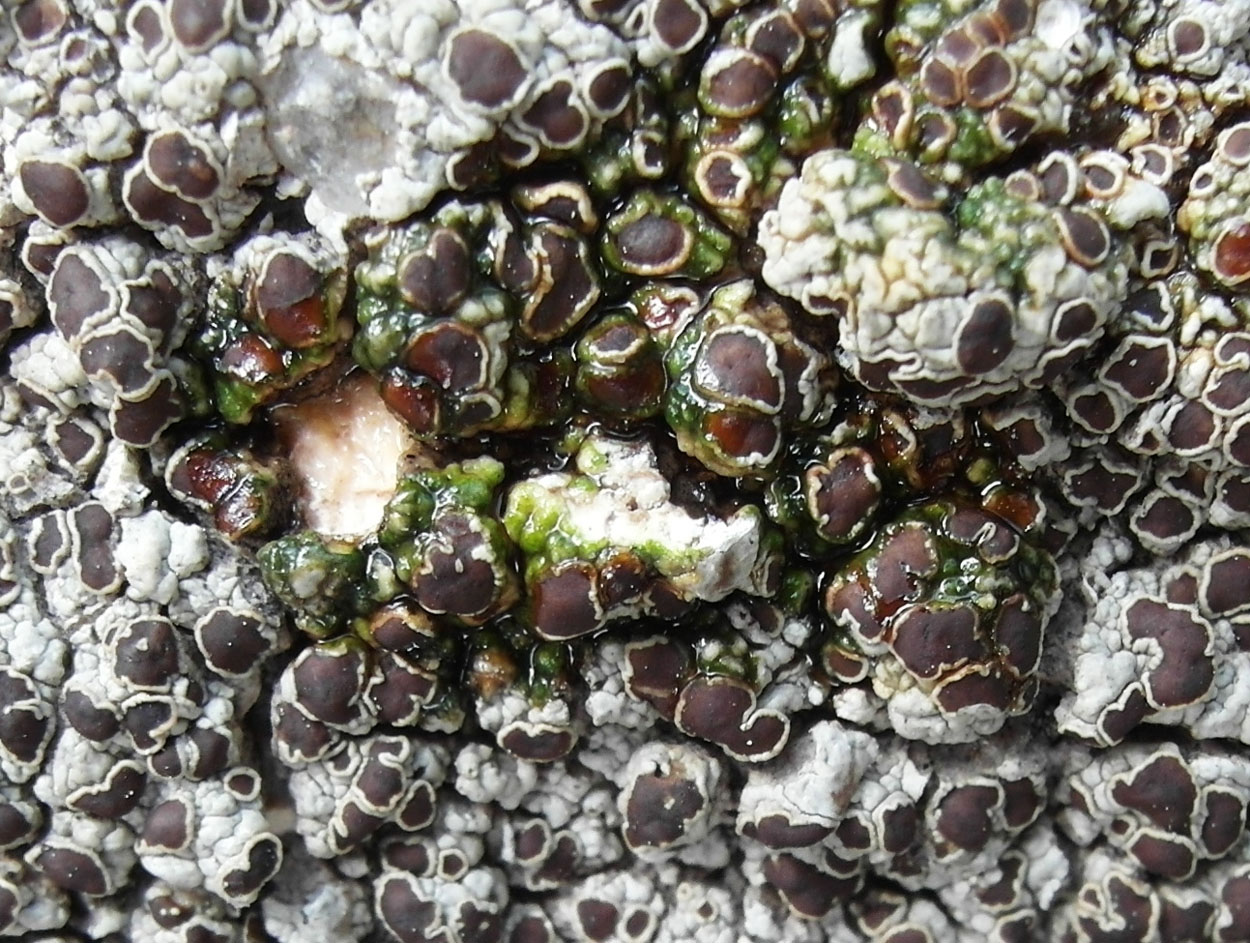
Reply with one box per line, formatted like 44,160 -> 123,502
5,0 -> 1250,941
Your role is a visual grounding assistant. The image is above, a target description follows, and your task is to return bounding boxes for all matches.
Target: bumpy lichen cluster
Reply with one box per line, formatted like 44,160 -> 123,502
7,0 -> 1250,941
859,0 -> 1115,177
823,497 -> 1058,742
758,145 -> 1168,407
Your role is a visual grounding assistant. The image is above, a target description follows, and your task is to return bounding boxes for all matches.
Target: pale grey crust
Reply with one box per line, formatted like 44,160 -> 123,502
4,0 -> 1250,941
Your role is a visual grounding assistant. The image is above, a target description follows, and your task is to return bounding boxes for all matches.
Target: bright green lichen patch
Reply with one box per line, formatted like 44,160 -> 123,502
379,457 -> 518,627
258,531 -> 368,639
501,434 -> 782,639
